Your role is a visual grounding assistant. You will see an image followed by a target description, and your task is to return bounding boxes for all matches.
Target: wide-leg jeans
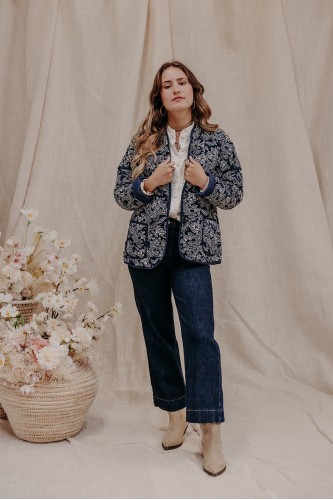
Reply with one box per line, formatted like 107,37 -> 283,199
128,219 -> 225,423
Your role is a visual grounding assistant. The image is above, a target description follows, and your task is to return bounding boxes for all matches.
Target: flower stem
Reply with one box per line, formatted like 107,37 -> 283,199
27,235 -> 43,264
22,221 -> 31,248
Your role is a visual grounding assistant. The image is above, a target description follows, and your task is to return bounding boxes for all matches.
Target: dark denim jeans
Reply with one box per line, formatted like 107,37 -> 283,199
128,219 -> 225,423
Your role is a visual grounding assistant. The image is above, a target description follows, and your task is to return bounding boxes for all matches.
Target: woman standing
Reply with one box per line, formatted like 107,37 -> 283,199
114,61 -> 243,476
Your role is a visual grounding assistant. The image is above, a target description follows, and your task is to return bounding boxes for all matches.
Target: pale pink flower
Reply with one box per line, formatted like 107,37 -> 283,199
5,236 -> 21,248
53,239 -> 71,249
0,304 -> 19,318
0,293 -> 13,303
20,208 -> 38,221
86,279 -> 99,295
36,345 -> 68,370
29,337 -> 49,352
70,254 -> 81,264
43,231 -> 57,242
11,253 -> 26,269
70,326 -> 92,351
20,385 -> 36,394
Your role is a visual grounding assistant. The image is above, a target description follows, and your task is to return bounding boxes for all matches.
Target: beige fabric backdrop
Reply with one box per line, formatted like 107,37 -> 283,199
1,0 -> 333,498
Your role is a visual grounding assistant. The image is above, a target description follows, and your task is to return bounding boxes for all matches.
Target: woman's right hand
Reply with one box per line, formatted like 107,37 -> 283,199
143,158 -> 175,192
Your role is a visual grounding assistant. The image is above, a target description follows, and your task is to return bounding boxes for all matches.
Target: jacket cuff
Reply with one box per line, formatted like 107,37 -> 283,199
132,177 -> 154,203
195,173 -> 216,197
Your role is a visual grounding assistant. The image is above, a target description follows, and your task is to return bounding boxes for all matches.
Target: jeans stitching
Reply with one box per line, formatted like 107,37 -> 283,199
187,409 -> 224,412
154,395 -> 185,402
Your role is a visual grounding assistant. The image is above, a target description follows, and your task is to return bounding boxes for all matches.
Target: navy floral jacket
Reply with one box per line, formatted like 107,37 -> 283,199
113,122 -> 243,269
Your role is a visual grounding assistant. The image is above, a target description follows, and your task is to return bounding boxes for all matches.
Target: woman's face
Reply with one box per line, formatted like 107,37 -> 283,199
160,66 -> 194,115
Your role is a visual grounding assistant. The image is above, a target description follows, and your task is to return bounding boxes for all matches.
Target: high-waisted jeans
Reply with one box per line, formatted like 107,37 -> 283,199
128,219 -> 225,423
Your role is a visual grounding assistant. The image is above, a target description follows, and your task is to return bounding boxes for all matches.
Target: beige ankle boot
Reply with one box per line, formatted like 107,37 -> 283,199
162,407 -> 188,450
200,423 -> 227,476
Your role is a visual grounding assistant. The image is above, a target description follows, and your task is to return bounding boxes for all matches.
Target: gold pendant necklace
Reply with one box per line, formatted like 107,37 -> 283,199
172,120 -> 193,152
175,132 -> 181,152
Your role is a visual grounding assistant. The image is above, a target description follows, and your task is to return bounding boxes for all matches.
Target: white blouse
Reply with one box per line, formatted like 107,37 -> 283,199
166,122 -> 195,220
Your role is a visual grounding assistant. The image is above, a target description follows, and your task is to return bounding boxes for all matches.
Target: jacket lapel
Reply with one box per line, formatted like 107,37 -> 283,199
144,122 -> 203,175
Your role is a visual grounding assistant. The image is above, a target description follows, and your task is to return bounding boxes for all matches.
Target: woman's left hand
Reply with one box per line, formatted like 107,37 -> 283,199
184,156 -> 209,190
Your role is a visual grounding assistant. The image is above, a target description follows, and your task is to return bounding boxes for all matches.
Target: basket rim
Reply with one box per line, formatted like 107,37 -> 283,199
0,299 -> 39,304
0,360 -> 96,388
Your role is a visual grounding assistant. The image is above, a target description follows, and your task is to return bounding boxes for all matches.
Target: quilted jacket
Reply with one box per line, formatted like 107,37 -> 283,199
113,122 -> 243,269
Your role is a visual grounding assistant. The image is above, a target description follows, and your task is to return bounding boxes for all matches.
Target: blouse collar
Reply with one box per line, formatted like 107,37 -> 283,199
166,121 -> 195,138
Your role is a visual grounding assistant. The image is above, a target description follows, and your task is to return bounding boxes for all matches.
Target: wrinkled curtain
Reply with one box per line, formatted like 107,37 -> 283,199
1,0 -> 332,497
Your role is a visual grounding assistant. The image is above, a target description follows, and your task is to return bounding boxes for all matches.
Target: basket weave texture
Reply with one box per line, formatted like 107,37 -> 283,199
0,361 -> 98,443
0,300 -> 40,420
11,300 -> 40,323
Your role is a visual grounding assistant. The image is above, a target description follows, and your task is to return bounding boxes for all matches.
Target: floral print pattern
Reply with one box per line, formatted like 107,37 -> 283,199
113,123 -> 243,269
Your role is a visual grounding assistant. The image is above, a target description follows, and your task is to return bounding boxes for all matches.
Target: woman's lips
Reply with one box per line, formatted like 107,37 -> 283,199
173,97 -> 184,101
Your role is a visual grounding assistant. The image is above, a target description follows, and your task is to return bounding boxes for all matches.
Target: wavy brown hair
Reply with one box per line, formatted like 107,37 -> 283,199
131,60 -> 219,179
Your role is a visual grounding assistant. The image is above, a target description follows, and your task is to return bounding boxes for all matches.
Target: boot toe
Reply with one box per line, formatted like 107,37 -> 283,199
203,464 -> 227,477
162,423 -> 188,450
162,440 -> 183,450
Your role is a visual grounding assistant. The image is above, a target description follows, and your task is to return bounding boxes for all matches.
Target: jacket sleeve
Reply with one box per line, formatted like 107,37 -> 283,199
195,131 -> 243,210
113,137 -> 154,211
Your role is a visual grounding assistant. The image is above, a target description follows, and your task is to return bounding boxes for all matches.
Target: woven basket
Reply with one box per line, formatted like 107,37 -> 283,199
0,300 -> 40,420
11,299 -> 40,323
0,362 -> 98,443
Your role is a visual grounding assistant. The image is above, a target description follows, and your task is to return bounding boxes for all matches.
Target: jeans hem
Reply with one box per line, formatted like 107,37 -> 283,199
153,395 -> 186,412
186,409 -> 225,423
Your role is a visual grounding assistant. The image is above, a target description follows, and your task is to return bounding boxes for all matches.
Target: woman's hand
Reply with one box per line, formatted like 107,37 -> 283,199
184,156 -> 209,190
144,158 -> 175,192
